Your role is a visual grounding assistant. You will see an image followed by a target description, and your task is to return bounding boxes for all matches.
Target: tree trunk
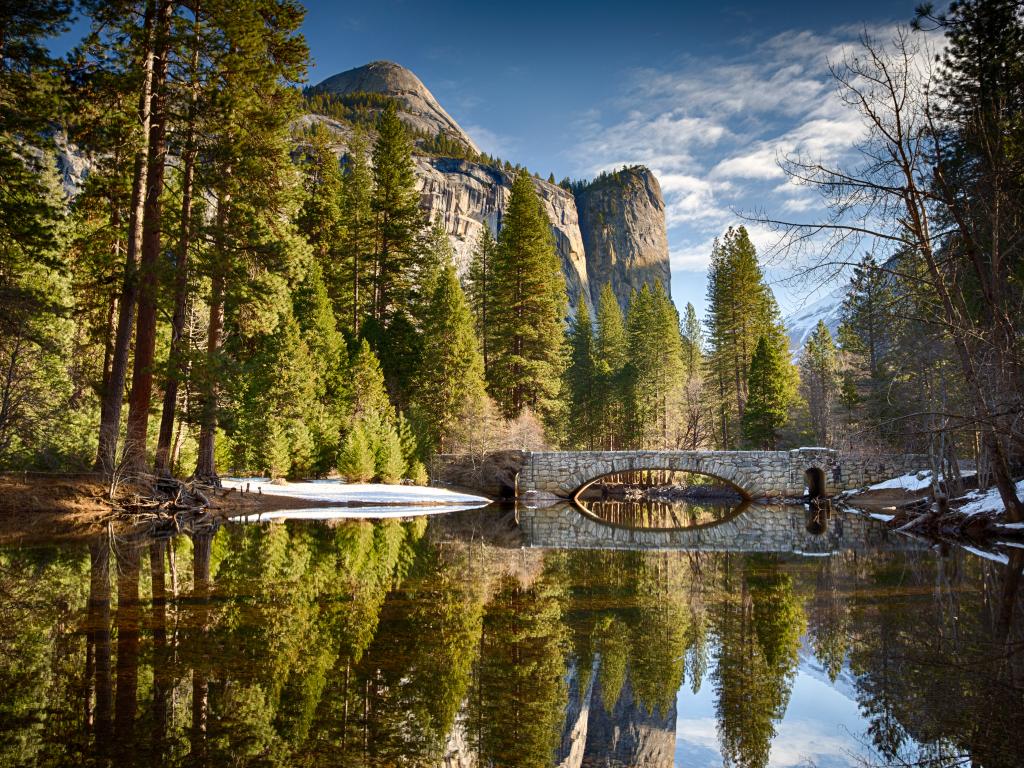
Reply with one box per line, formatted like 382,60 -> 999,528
95,0 -> 156,472
155,21 -> 200,476
195,268 -> 224,482
125,0 -> 174,474
113,543 -> 141,764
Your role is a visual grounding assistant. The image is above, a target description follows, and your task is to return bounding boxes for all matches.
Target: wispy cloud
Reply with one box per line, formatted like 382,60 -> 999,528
567,23 -> 916,302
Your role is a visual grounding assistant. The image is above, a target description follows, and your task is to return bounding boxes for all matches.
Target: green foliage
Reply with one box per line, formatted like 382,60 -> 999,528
799,320 -> 840,446
337,421 -> 374,482
593,283 -> 630,449
370,415 -> 406,483
413,263 -> 486,454
742,337 -> 791,449
564,295 -> 598,449
465,225 -> 496,373
369,101 -> 424,325
487,171 -> 568,437
705,227 -> 794,448
625,282 -> 686,449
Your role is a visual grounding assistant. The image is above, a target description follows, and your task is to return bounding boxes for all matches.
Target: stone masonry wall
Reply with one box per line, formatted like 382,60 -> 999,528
516,449 -> 931,499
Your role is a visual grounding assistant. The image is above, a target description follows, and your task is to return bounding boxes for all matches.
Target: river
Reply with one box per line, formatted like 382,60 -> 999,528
0,501 -> 1021,767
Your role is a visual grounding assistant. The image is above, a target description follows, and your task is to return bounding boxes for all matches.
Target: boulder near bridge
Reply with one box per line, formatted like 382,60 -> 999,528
433,448 -> 929,500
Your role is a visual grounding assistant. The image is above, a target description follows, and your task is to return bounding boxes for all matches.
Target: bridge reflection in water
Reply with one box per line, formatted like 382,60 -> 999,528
576,496 -> 742,530
518,501 -> 912,554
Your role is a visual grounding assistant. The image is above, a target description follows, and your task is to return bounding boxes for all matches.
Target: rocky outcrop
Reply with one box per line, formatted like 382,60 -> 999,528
556,662 -> 676,768
416,157 -> 590,311
309,60 -> 479,154
576,167 -> 671,310
582,672 -> 677,768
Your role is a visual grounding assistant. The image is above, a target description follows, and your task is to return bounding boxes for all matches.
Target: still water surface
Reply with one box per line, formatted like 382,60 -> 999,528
1,502 -> 1022,767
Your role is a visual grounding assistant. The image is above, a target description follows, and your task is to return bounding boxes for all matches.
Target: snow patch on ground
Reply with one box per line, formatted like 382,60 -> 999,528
231,503 -> 488,522
866,471 -> 934,492
958,479 -> 1024,517
868,512 -> 895,522
222,478 -> 489,505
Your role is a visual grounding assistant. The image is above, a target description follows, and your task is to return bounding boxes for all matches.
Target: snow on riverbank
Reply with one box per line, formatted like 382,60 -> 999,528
958,479 -> 1024,517
232,502 -> 488,522
866,471 -> 935,492
222,478 -> 489,505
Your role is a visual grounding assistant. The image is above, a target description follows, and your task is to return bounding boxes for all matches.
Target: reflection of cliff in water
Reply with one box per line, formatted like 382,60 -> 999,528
557,660 -> 676,768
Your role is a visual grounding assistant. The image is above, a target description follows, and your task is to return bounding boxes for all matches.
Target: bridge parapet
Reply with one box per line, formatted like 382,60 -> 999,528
516,448 -> 930,499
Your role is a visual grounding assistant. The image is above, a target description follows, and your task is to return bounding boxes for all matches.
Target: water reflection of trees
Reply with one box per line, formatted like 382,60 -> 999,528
0,522 -> 1021,767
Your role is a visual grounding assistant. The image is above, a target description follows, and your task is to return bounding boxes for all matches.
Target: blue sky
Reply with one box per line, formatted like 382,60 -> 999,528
53,0 -> 927,319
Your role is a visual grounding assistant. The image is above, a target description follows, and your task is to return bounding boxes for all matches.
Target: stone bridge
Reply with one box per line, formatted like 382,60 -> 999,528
516,448 -> 928,500
518,503 -> 917,553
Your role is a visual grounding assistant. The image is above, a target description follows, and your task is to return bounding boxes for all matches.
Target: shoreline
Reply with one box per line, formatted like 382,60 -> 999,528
0,474 -> 489,545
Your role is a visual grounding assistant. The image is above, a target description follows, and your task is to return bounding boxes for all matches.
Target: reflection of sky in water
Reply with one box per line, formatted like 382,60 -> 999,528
675,640 -> 882,768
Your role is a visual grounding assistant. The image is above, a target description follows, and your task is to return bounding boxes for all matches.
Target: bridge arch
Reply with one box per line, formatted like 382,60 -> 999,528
563,453 -> 757,501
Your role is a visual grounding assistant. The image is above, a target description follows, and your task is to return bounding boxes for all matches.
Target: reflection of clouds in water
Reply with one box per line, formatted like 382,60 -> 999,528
676,663 -> 876,768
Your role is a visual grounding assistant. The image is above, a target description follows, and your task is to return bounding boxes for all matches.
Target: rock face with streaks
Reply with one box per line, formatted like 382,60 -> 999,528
415,157 -> 591,312
575,167 -> 671,311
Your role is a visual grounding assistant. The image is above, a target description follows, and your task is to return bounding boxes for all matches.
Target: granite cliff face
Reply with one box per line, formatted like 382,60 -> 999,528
575,167 -> 672,311
308,61 -> 670,313
554,663 -> 677,768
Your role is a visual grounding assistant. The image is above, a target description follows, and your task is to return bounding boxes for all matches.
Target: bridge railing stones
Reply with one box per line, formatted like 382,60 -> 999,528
515,448 -> 931,499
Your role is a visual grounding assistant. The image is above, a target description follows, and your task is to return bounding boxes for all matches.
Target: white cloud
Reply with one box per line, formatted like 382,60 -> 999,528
462,123 -> 516,158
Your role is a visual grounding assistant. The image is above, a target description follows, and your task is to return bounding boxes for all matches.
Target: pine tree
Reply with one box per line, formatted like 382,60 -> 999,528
293,258 -> 349,473
487,171 -> 567,435
294,122 -> 343,276
742,337 -> 790,449
593,283 -> 629,449
0,1 -> 74,464
838,254 -> 897,440
465,226 -> 495,373
371,417 -> 406,483
625,283 -> 685,449
338,127 -> 373,333
705,226 -> 792,448
799,320 -> 840,446
564,295 -> 597,449
370,101 -> 423,324
349,338 -> 395,426
192,0 -> 309,481
413,263 -> 486,454
231,308 -> 316,479
338,421 -> 374,482
678,301 -> 706,448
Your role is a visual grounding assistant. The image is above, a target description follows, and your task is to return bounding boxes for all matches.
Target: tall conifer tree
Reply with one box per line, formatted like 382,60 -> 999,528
742,337 -> 790,449
487,172 -> 567,434
565,296 -> 597,449
413,263 -> 486,454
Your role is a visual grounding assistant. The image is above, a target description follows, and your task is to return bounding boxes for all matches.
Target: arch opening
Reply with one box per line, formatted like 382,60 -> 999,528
572,467 -> 751,503
804,467 -> 827,499
572,469 -> 748,531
